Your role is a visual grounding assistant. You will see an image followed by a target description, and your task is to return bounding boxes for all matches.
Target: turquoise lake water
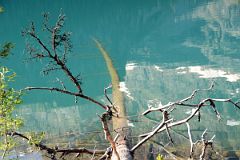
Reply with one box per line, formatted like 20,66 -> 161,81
1,0 -> 240,156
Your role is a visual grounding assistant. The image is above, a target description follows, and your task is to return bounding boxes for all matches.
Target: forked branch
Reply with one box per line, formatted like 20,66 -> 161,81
99,112 -> 120,160
133,83 -> 239,158
139,98 -> 239,138
22,13 -> 82,94
131,111 -> 172,152
143,81 -> 215,115
8,131 -> 105,159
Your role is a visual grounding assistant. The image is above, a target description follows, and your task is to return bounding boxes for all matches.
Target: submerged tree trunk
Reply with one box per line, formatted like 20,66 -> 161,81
94,39 -> 133,160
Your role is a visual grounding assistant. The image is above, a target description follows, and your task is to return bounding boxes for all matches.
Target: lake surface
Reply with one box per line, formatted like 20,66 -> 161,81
1,0 -> 240,157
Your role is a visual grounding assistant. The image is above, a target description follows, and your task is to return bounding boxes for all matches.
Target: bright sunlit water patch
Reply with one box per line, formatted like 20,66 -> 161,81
227,119 -> 240,126
154,65 -> 163,72
176,66 -> 240,82
125,63 -> 137,71
119,81 -> 134,100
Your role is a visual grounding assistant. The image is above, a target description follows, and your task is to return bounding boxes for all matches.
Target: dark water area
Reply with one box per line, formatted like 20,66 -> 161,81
1,0 -> 240,159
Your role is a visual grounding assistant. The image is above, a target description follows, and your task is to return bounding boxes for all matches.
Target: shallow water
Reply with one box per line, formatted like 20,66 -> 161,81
1,0 -> 240,157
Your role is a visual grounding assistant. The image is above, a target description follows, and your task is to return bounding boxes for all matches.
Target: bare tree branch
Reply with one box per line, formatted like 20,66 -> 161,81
42,12 -> 53,33
23,14 -> 82,94
139,98 -> 240,139
131,111 -> 172,152
98,147 -> 112,160
21,13 -> 240,160
42,67 -> 62,75
143,82 -> 215,115
165,123 -> 173,144
104,84 -> 113,106
99,112 -> 120,160
8,131 -> 105,159
199,129 -> 215,160
90,144 -> 97,160
104,84 -> 118,116
186,122 -> 194,158
24,87 -> 107,110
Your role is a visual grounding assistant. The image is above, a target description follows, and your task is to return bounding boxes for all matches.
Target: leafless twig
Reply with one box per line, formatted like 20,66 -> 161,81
198,129 -> 215,160
8,131 -> 105,159
140,98 -> 239,139
143,81 -> 215,115
186,122 -> 194,158
98,112 -> 120,160
23,86 -> 107,110
135,95 -> 239,157
104,84 -> 118,116
131,111 -> 172,152
22,13 -> 82,94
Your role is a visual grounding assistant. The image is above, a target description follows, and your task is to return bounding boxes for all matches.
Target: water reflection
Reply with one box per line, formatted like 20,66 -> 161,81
17,102 -> 103,134
177,66 -> 240,82
181,0 -> 240,71
227,119 -> 240,126
123,62 -> 240,150
1,0 -> 239,157
7,152 -> 42,160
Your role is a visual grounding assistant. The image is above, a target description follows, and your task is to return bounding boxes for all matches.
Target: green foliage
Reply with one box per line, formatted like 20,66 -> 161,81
0,42 -> 14,58
0,42 -> 45,158
25,132 -> 45,146
0,67 -> 23,158
156,153 -> 164,160
0,44 -> 23,159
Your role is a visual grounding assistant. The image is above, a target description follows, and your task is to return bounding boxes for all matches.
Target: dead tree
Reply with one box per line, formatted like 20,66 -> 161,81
14,12 -> 240,160
135,82 -> 240,159
21,12 -> 128,160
